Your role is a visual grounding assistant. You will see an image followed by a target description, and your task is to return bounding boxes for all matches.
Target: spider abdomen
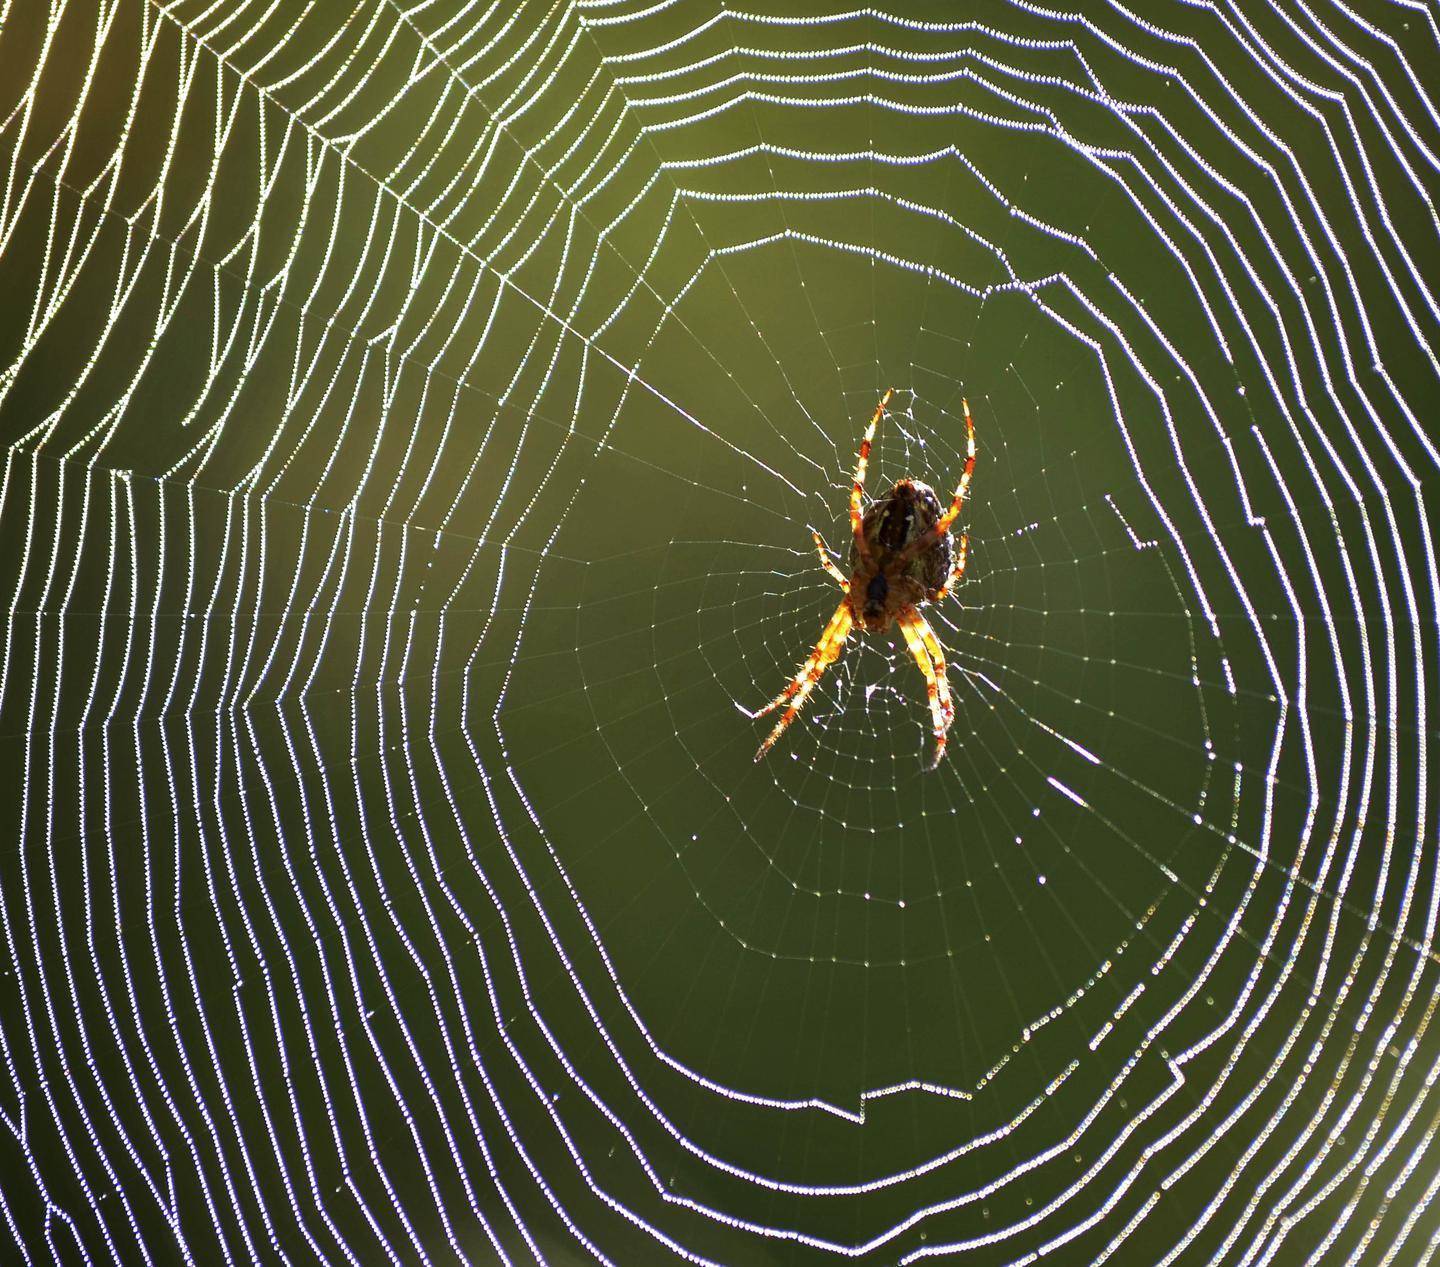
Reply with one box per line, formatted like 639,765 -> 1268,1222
849,478 -> 953,597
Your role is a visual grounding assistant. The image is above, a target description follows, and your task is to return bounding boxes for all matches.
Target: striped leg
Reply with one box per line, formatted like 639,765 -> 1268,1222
934,397 -> 977,536
899,609 -> 954,769
900,396 -> 976,566
849,387 -> 893,561
811,530 -> 849,589
933,533 -> 969,601
752,601 -> 854,760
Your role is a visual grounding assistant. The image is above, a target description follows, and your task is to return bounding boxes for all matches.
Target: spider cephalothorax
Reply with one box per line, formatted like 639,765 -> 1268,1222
748,388 -> 976,767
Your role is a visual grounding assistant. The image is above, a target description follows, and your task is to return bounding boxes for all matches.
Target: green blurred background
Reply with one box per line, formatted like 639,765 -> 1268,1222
0,0 -> 1436,1263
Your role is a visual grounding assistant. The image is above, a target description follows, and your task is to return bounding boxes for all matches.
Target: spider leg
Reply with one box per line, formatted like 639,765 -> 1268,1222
898,396 -> 977,566
849,387 -> 894,562
811,530 -> 849,590
934,397 -> 978,537
750,600 -> 852,720
932,532 -> 969,602
899,608 -> 954,769
752,601 -> 854,759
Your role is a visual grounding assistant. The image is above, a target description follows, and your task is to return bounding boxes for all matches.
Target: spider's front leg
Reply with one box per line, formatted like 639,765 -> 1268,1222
900,396 -> 977,568
750,600 -> 854,760
849,387 -> 893,561
933,397 -> 977,538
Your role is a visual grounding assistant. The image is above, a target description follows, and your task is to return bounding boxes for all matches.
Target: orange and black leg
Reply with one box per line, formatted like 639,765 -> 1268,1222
933,397 -> 977,537
849,388 -> 893,561
811,530 -> 849,589
751,601 -> 854,759
933,533 -> 969,602
900,396 -> 976,568
899,609 -> 954,768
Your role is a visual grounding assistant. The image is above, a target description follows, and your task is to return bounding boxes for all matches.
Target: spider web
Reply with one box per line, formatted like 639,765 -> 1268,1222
0,0 -> 1438,1264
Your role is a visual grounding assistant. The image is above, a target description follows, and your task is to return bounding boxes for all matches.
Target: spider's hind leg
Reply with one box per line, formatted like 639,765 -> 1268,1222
899,609 -> 955,769
751,601 -> 854,760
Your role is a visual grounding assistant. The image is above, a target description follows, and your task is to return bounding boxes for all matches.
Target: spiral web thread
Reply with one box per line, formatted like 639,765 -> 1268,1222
0,0 -> 1438,1263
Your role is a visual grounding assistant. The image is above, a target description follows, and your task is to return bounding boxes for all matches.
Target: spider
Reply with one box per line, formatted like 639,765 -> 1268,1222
749,388 -> 976,768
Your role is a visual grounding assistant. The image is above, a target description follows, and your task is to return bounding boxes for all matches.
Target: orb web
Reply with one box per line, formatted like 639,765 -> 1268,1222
0,1 -> 1437,1265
